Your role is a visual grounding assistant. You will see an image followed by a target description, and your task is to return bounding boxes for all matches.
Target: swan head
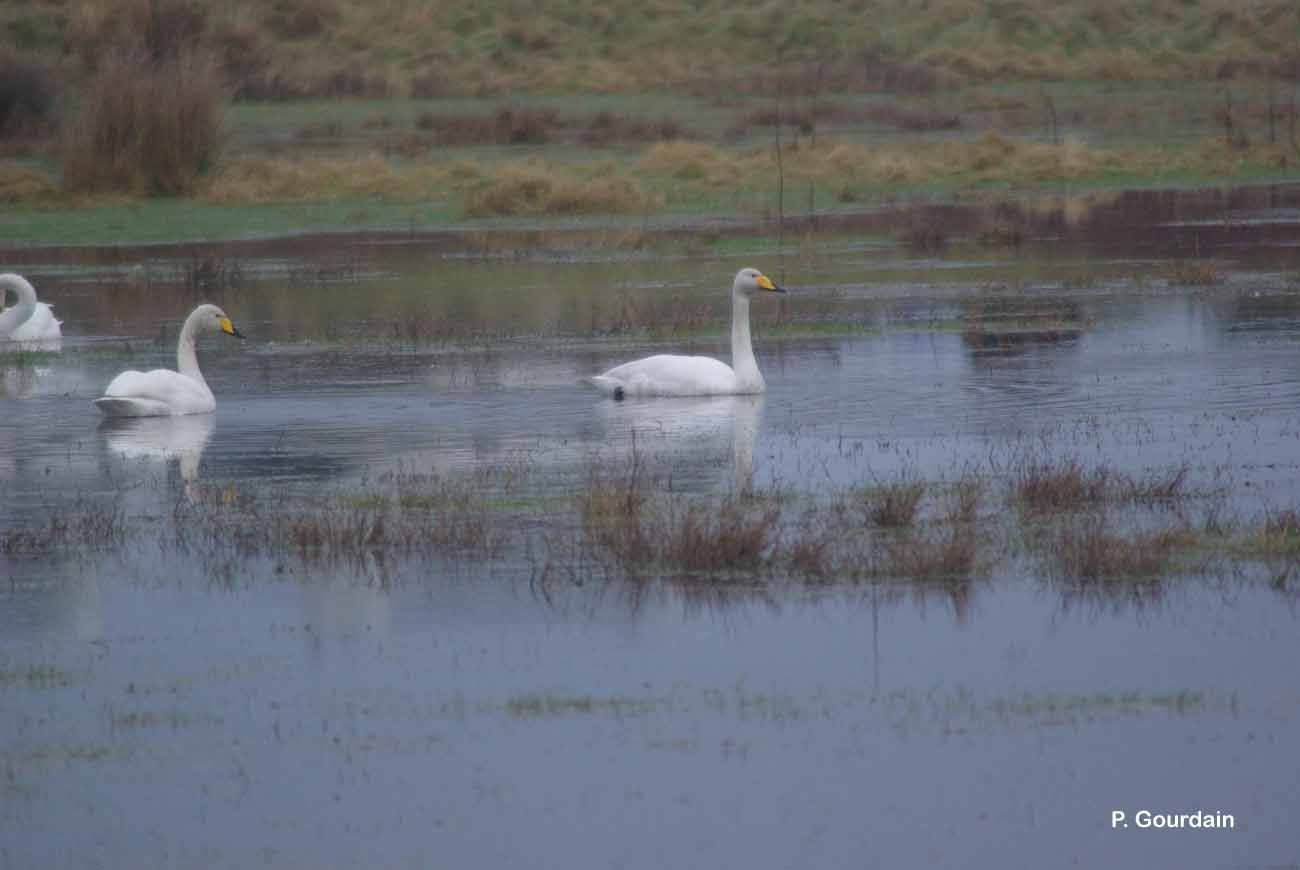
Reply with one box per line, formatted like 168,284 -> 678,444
194,303 -> 246,339
733,267 -> 786,298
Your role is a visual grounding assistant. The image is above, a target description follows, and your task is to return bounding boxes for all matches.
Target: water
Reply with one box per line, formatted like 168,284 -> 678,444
3,185 -> 1300,868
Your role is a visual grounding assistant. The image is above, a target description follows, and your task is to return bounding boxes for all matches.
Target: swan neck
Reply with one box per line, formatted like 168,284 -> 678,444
0,274 -> 38,334
730,291 -> 761,389
176,309 -> 207,384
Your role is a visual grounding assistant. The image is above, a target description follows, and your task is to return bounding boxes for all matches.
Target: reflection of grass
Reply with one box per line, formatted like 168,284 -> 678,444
0,665 -> 79,689
0,348 -> 59,367
505,693 -> 662,719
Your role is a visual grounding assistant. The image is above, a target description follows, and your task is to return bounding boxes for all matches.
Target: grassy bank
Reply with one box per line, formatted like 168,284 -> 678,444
5,0 -> 1299,98
3,132 -> 1297,246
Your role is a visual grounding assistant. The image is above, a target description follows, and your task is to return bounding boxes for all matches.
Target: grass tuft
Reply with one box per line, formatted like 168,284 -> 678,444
1049,514 -> 1193,581
865,480 -> 926,528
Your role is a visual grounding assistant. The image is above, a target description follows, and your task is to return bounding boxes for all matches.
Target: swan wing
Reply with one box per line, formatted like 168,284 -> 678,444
95,397 -> 177,418
5,303 -> 62,341
100,369 -> 214,416
592,354 -> 740,397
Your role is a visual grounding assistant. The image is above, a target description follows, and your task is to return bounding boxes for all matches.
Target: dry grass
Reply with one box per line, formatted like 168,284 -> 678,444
638,141 -> 743,185
462,164 -> 646,217
203,155 -> 413,203
0,163 -> 57,202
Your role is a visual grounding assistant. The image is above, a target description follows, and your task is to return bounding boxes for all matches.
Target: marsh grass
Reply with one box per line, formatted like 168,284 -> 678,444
1048,514 -> 1195,582
1165,260 -> 1221,286
875,522 -> 980,581
1011,457 -> 1111,512
173,472 -> 511,565
1010,458 -> 1190,513
1,502 -> 126,556
864,480 -> 926,528
1232,507 -> 1300,560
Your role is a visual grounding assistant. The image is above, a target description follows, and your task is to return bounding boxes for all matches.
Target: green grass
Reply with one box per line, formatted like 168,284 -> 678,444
0,198 -> 459,246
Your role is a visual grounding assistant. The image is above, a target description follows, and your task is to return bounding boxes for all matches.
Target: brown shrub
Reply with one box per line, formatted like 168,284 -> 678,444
264,0 -> 340,39
211,9 -> 272,99
61,49 -> 223,195
71,0 -> 208,70
415,105 -> 562,145
578,111 -> 688,146
0,56 -> 55,136
410,72 -> 448,99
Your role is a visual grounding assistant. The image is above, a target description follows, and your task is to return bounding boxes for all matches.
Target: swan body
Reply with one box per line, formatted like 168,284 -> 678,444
95,303 -> 245,417
0,273 -> 62,341
589,267 -> 785,398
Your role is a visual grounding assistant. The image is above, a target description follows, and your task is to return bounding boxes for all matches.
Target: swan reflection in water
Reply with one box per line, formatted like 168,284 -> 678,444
100,413 -> 215,489
593,394 -> 764,495
0,337 -> 65,399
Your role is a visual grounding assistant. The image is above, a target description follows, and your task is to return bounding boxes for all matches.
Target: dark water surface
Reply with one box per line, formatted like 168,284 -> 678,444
3,186 -> 1300,868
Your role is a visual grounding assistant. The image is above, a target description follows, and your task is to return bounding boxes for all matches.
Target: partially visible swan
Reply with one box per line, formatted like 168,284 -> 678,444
0,273 -> 62,341
95,304 -> 245,417
588,267 -> 786,398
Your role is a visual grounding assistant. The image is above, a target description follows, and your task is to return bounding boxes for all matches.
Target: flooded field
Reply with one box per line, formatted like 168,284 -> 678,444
3,185 -> 1300,868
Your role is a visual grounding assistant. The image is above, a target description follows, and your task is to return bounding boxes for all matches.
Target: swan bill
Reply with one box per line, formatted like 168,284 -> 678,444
219,316 -> 245,339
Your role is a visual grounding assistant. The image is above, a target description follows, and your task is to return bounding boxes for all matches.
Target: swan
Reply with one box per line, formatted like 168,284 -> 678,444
0,273 -> 62,341
589,267 -> 786,398
94,303 -> 245,417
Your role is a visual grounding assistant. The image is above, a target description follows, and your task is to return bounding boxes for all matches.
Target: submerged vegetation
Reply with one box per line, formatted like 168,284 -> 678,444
3,449 -> 1293,609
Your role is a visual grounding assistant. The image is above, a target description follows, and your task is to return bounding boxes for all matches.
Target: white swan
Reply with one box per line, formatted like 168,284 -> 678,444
94,303 -> 245,417
589,267 -> 786,398
0,273 -> 62,341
